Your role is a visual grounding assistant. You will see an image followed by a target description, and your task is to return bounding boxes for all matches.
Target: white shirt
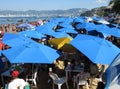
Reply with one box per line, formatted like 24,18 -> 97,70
8,78 -> 27,89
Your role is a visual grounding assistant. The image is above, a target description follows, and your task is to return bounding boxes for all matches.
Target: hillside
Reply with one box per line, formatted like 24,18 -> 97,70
0,8 -> 88,17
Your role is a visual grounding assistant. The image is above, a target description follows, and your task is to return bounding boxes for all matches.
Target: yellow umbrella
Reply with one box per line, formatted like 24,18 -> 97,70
48,37 -> 72,49
60,43 -> 76,52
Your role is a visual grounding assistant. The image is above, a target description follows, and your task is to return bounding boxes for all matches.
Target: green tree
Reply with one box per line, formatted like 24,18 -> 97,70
109,0 -> 120,13
113,0 -> 120,13
109,0 -> 115,5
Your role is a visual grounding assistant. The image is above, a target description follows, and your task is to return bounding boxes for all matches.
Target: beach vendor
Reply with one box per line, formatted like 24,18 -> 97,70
8,70 -> 28,89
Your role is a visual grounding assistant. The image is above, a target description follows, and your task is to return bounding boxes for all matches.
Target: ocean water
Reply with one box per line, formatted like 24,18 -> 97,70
0,16 -> 47,25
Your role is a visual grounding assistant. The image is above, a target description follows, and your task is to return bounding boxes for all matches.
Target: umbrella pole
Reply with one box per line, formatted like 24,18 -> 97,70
31,64 -> 34,84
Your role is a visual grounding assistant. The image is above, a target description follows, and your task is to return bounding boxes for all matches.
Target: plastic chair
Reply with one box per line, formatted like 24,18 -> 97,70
75,74 -> 89,89
26,67 -> 39,86
49,72 -> 69,89
77,80 -> 89,89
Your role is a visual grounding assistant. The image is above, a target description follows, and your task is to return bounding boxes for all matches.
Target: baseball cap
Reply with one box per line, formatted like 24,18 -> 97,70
11,70 -> 19,77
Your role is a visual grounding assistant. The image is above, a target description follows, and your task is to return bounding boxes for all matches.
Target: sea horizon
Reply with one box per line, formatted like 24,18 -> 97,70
0,16 -> 51,25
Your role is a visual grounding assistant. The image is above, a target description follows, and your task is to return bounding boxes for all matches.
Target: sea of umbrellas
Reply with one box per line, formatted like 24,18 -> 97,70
0,16 -> 120,65
1,16 -> 120,89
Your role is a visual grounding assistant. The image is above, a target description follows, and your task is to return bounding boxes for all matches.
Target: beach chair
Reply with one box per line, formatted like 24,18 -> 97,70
75,73 -> 90,89
26,67 -> 39,87
77,79 -> 89,89
49,72 -> 69,89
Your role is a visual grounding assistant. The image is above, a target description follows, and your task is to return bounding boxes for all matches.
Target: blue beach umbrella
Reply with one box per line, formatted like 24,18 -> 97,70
2,33 -> 36,47
105,53 -> 120,89
76,22 -> 97,31
98,27 -> 120,38
64,17 -> 73,24
94,23 -> 120,38
36,23 -> 55,35
84,22 -> 97,31
73,17 -> 85,23
57,27 -> 78,34
58,22 -> 74,29
18,30 -> 46,39
70,34 -> 120,64
51,32 -> 72,38
95,23 -> 109,30
2,43 -> 61,63
92,16 -> 101,21
111,24 -> 120,29
52,17 -> 73,25
75,22 -> 86,29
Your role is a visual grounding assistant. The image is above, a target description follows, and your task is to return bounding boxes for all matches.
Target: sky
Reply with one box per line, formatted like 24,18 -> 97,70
0,0 -> 110,11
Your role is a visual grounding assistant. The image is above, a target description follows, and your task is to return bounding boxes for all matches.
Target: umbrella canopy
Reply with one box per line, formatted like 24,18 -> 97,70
70,34 -> 120,64
73,17 -> 85,23
48,37 -> 72,49
51,32 -> 72,38
2,43 -> 61,63
105,53 -> 120,89
36,23 -> 55,36
75,22 -> 86,29
75,22 -> 98,31
92,23 -> 120,38
2,33 -> 35,47
18,30 -> 46,39
98,27 -> 120,38
84,22 -> 97,31
58,23 -> 74,29
92,16 -> 101,21
57,27 -> 78,34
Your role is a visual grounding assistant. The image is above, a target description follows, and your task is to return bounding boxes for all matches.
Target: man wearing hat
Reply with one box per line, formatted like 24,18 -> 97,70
8,70 -> 27,89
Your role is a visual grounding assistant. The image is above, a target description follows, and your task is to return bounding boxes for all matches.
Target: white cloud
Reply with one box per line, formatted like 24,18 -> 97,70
96,0 -> 106,3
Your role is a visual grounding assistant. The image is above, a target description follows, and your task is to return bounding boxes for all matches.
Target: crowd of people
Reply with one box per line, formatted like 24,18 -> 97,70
0,14 -> 119,89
